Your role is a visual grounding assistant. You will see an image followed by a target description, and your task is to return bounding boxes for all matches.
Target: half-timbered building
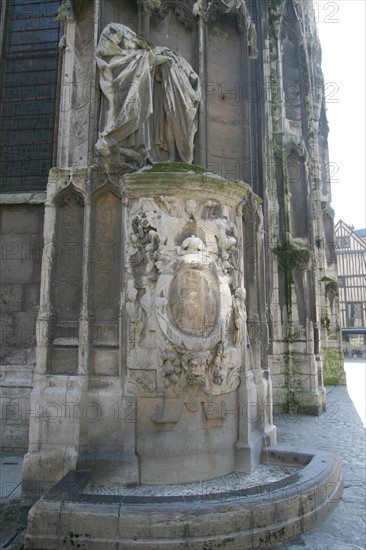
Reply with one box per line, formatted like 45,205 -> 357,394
335,220 -> 366,355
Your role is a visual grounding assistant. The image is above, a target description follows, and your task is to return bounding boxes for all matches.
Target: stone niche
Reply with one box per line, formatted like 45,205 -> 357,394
22,168 -> 276,487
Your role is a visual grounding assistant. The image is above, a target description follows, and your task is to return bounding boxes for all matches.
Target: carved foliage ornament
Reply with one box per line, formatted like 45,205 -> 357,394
129,369 -> 156,394
155,0 -> 196,29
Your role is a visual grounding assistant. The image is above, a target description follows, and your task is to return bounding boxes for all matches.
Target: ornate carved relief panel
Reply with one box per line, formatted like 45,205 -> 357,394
124,178 -> 247,402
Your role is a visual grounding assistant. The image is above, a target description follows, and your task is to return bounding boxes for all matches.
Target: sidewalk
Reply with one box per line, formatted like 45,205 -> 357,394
260,360 -> 366,550
1,360 -> 365,550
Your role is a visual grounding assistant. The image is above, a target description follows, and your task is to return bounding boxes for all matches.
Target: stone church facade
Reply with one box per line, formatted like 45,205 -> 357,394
0,0 -> 343,455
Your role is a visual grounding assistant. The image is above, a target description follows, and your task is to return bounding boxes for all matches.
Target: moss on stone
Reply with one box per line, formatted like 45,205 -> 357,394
273,241 -> 312,316
323,349 -> 344,385
273,241 -> 312,272
315,236 -> 323,249
321,276 -> 339,297
321,315 -> 331,331
280,389 -> 304,414
146,162 -> 207,174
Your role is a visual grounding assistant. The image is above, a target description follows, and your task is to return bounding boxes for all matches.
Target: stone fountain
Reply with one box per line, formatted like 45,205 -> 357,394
22,164 -> 276,488
22,167 -> 342,550
22,9 -> 342,548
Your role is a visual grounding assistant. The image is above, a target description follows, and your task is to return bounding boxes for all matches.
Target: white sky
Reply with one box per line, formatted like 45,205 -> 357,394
316,0 -> 366,230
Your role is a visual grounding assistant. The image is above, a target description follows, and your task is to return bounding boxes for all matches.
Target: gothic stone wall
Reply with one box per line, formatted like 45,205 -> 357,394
0,201 -> 44,449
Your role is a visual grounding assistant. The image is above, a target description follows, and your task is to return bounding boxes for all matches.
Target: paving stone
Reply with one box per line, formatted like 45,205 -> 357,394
258,362 -> 366,550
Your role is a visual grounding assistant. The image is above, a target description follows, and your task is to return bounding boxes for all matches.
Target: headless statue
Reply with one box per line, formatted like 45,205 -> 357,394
96,23 -> 201,165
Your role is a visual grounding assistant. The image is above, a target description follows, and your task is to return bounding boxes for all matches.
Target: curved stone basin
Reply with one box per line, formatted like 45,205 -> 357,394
25,446 -> 343,549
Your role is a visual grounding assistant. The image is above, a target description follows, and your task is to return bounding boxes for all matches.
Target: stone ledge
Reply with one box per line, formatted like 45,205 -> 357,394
0,364 -> 34,388
124,170 -> 258,207
0,193 -> 46,205
24,446 -> 343,549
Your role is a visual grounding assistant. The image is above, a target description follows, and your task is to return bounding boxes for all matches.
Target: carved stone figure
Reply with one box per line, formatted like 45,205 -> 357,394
212,347 -> 225,385
234,286 -> 247,345
182,352 -> 211,388
130,212 -> 161,283
96,23 -> 201,164
126,288 -> 143,349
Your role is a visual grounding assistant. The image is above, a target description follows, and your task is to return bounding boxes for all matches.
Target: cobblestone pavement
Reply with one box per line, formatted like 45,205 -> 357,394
1,361 -> 365,549
260,360 -> 366,550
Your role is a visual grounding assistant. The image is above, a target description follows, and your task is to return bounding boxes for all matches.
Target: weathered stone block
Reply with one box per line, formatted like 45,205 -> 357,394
0,313 -> 15,347
26,501 -> 62,549
268,362 -> 285,376
1,427 -> 29,449
0,284 -> 23,311
0,234 -> 40,284
5,348 -> 30,365
0,206 -> 44,235
271,374 -> 287,388
50,348 -> 78,375
14,312 -> 37,346
24,283 -> 40,309
93,349 -> 119,376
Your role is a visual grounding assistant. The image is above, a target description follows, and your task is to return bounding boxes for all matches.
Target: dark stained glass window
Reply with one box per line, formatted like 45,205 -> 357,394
0,0 -> 60,192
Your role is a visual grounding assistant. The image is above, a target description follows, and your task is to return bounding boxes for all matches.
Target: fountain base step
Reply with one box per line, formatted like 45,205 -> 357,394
24,447 -> 343,549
